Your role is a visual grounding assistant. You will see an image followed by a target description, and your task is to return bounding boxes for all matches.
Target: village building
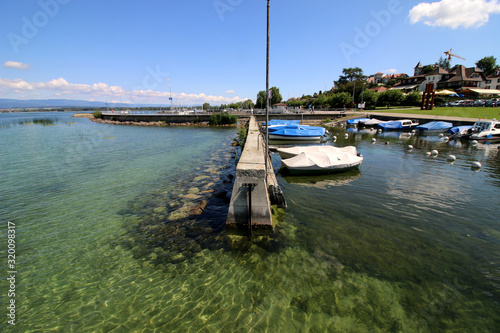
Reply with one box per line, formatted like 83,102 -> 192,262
485,68 -> 500,90
390,64 -> 495,95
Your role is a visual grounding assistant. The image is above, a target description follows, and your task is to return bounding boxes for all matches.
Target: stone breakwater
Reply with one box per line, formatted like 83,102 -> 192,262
72,113 -> 242,127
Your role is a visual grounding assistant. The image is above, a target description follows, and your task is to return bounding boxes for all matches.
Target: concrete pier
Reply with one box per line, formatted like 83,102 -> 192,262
226,116 -> 274,232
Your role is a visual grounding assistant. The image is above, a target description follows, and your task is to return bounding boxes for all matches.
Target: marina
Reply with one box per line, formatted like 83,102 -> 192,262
1,112 -> 499,332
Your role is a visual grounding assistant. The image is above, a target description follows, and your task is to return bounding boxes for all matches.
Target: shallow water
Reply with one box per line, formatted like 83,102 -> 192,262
0,114 -> 499,332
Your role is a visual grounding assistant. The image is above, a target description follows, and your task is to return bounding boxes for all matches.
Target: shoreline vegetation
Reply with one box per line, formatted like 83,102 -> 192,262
74,112 -> 241,127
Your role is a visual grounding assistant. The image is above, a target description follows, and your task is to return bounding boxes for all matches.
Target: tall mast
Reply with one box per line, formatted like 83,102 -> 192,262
265,0 -> 270,186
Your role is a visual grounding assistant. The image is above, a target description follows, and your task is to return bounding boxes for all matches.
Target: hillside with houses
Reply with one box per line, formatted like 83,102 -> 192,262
282,56 -> 500,110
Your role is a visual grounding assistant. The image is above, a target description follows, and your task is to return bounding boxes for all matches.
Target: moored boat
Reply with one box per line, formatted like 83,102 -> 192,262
447,125 -> 473,138
347,118 -> 371,125
268,124 -> 326,140
276,145 -> 358,159
377,119 -> 419,131
360,118 -> 386,126
416,121 -> 453,134
467,119 -> 500,141
280,145 -> 363,174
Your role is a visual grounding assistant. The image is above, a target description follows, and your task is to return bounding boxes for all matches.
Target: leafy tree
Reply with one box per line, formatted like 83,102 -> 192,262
255,90 -> 266,109
422,65 -> 435,75
255,87 -> 282,108
476,56 -> 498,76
404,91 -> 422,106
241,99 -> 255,109
269,87 -> 282,105
335,67 -> 365,86
377,89 -> 405,107
327,92 -> 351,108
436,56 -> 451,70
312,94 -> 327,108
202,103 -> 210,110
360,90 -> 378,109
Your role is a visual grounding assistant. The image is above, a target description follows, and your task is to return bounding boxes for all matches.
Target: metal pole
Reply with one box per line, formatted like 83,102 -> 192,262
265,0 -> 270,187
352,80 -> 356,111
169,85 -> 173,111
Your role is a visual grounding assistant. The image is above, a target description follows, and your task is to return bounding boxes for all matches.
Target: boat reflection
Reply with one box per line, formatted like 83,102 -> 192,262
282,169 -> 361,189
376,131 -> 413,140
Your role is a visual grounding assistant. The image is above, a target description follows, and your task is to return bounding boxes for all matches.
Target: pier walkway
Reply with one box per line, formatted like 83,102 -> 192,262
226,116 -> 274,233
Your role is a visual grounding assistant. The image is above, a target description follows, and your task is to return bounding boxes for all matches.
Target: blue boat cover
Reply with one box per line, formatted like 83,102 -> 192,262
447,125 -> 472,135
377,121 -> 404,130
270,125 -> 326,137
347,118 -> 371,124
416,121 -> 453,131
265,120 -> 300,126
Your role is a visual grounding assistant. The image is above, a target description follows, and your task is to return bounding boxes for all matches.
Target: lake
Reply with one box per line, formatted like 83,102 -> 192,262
0,112 -> 498,332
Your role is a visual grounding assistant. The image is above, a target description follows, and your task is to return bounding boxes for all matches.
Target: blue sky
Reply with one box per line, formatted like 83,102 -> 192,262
1,0 -> 500,106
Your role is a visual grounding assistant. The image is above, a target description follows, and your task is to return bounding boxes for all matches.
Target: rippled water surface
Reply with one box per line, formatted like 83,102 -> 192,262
0,113 -> 499,332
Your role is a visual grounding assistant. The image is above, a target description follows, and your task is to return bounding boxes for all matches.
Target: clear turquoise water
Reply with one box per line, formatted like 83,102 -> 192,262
0,114 -> 499,332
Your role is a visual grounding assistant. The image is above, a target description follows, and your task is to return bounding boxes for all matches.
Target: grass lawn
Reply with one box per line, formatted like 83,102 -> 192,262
371,107 -> 500,119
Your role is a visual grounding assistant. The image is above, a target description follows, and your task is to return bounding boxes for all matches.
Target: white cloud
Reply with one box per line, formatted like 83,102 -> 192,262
0,77 -> 248,105
4,61 -> 32,70
225,90 -> 235,94
409,0 -> 500,29
385,69 -> 398,74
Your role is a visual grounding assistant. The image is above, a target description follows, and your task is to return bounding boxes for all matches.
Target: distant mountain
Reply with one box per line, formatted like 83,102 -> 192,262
0,99 -> 169,109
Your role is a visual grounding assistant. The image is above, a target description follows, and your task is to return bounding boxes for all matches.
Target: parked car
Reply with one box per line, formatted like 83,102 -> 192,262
484,100 -> 496,107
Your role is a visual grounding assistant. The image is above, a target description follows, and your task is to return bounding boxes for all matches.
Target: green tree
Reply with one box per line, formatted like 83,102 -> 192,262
327,92 -> 351,108
476,56 -> 498,76
436,56 -> 451,70
256,87 -> 282,108
361,90 -> 378,109
255,90 -> 266,109
377,90 -> 405,107
422,65 -> 435,75
404,91 -> 422,106
202,103 -> 210,110
335,67 -> 365,86
269,87 -> 282,105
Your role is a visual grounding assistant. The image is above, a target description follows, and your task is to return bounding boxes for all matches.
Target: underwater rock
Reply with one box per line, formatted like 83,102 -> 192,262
188,187 -> 200,194
184,193 -> 200,200
193,175 -> 209,182
153,206 -> 166,214
190,200 -> 208,215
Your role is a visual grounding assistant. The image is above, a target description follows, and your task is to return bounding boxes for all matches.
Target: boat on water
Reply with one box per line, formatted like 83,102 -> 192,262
415,121 -> 453,134
280,145 -> 363,174
276,145 -> 358,159
268,124 -> 326,140
347,118 -> 371,125
359,118 -> 386,126
377,119 -> 419,131
447,125 -> 473,138
467,119 -> 500,141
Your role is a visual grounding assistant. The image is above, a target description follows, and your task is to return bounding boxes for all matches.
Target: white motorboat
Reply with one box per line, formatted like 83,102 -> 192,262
280,145 -> 363,174
276,145 -> 357,159
468,119 -> 500,141
360,118 -> 386,126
